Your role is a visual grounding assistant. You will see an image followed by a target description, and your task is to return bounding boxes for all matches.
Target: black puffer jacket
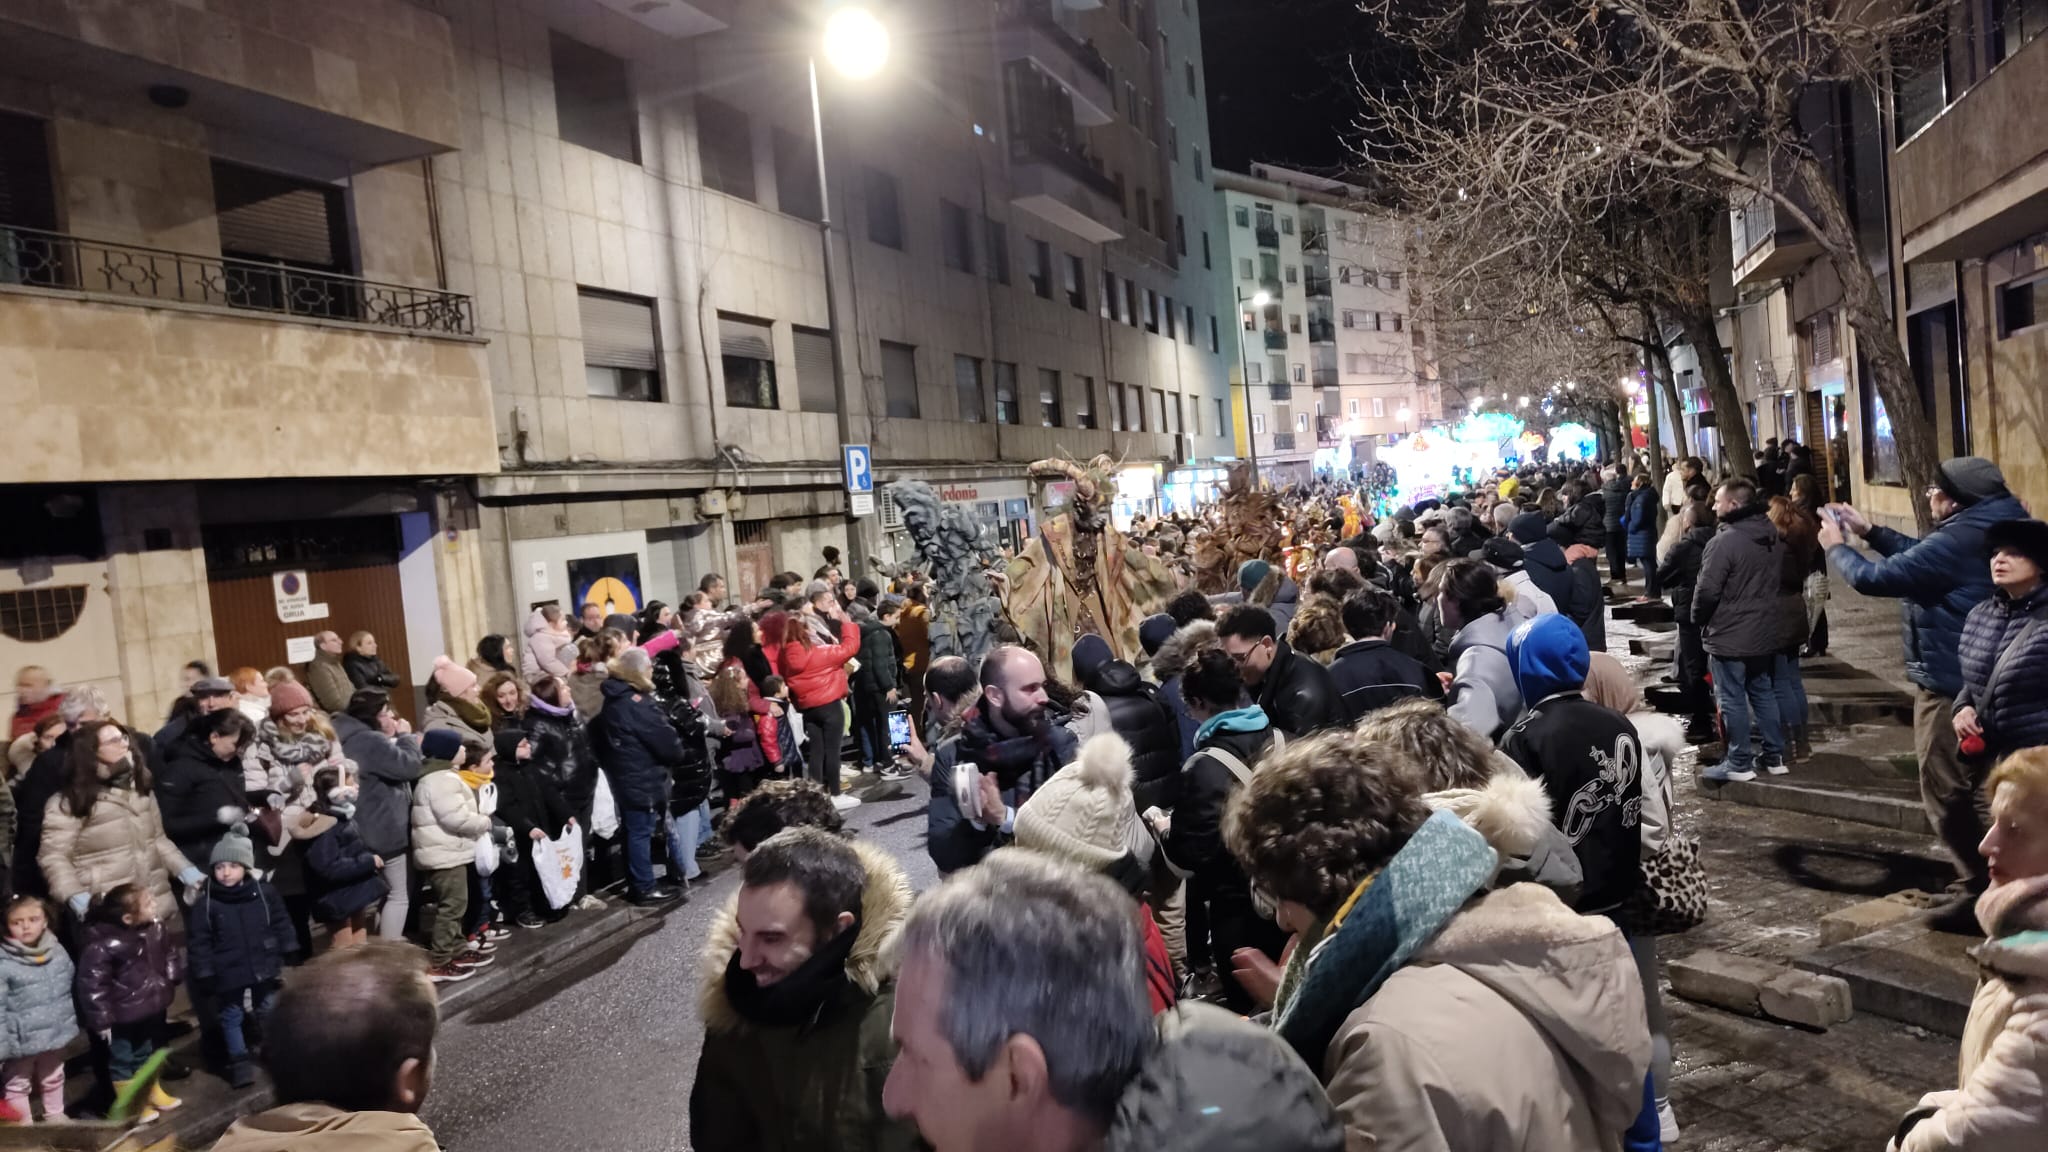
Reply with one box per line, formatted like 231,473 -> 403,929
1656,524 -> 1716,623
186,875 -> 296,993
592,675 -> 686,812
303,815 -> 387,925
1956,586 -> 2048,759
1083,661 -> 1182,813
1549,495 -> 1605,550
1256,640 -> 1342,736
330,713 -> 422,859
1509,513 -> 1575,610
1600,475 -> 1629,533
343,652 -> 400,691
1165,719 -> 1282,886
854,617 -> 901,695
1694,502 -> 1805,659
523,700 -> 601,815
155,732 -> 248,868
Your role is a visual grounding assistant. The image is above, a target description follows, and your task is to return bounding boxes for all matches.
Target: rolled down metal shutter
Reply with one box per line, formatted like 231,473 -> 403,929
719,315 -> 773,361
793,326 -> 836,412
213,161 -> 341,268
581,291 -> 658,370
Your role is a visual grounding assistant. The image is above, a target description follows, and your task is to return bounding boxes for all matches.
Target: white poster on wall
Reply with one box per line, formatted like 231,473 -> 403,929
285,635 -> 317,664
532,561 -> 550,592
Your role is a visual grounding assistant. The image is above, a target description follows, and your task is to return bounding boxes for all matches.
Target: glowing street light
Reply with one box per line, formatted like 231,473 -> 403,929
1518,395 -> 1530,408
823,6 -> 890,79
1249,290 -> 1272,308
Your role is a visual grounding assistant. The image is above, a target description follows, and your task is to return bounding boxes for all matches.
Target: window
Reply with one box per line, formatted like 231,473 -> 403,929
1342,310 -> 1358,328
1153,196 -> 1166,238
2000,274 -> 2045,338
1238,257 -> 1254,280
212,161 -> 352,282
1373,398 -> 1386,418
1077,376 -> 1097,429
1064,253 -> 1088,310
1125,82 -> 1139,123
1208,315 -> 1220,353
1135,188 -> 1149,233
1101,269 -> 1114,319
1234,205 -> 1250,227
939,199 -> 975,273
1339,266 -> 1352,285
1185,61 -> 1197,97
864,168 -> 903,249
1288,314 -> 1302,334
1131,384 -> 1149,430
580,289 -> 661,400
1295,412 -> 1309,432
984,218 -> 1010,284
881,340 -> 920,417
695,96 -> 753,200
718,314 -> 777,409
1029,240 -> 1053,299
1168,120 -> 1178,161
1108,381 -> 1126,430
0,111 -> 56,237
1202,231 -> 1212,269
1246,361 -> 1262,384
954,355 -> 985,423
1040,369 -> 1063,427
793,326 -> 836,413
1123,279 -> 1139,326
1252,413 -> 1266,434
1281,215 -> 1294,235
1345,353 -> 1367,375
552,33 -> 638,164
1176,215 -> 1187,256
1215,398 -> 1226,434
1347,399 -> 1360,417
994,361 -> 1020,425
1285,265 -> 1298,284
1143,288 -> 1160,334
1194,146 -> 1205,180
1183,304 -> 1196,345
1387,271 -> 1403,290
1292,363 -> 1305,383
1389,313 -> 1404,332
1155,389 -> 1169,433
1164,296 -> 1178,340
772,128 -> 821,221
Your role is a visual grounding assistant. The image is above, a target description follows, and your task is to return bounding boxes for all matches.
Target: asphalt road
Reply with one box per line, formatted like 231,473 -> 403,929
420,782 -> 939,1152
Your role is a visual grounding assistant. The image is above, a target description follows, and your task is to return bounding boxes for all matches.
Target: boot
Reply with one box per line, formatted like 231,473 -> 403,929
147,1079 -> 182,1111
110,1081 -> 160,1124
1794,725 -> 1814,763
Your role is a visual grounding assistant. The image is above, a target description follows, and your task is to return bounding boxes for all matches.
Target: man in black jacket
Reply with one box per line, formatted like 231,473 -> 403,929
1213,605 -> 1341,736
1070,633 -> 1182,813
851,597 -> 904,774
1600,465 -> 1631,582
1548,481 -> 1607,551
1329,588 -> 1438,722
926,647 -> 1079,874
1694,478 -> 1803,783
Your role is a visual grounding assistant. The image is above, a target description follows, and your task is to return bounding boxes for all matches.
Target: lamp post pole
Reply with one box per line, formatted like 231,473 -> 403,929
809,51 -> 869,576
1235,288 -> 1269,486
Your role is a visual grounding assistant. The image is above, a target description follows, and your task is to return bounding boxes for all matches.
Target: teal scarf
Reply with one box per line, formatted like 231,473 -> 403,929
1195,704 -> 1270,746
1273,810 -> 1499,1062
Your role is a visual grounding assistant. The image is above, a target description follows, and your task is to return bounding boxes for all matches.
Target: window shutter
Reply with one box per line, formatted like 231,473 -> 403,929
719,316 -> 773,361
213,162 -> 340,268
581,291 -> 657,370
794,327 -> 836,412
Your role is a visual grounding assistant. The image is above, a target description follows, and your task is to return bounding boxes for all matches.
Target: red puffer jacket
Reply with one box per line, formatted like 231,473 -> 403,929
778,618 -> 860,710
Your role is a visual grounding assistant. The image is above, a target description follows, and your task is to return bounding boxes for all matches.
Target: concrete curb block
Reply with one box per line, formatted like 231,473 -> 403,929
1697,777 -> 1928,832
1668,949 -> 1856,1031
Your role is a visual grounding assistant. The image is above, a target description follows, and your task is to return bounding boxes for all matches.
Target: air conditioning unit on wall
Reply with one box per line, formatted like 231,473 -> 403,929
880,491 -> 904,530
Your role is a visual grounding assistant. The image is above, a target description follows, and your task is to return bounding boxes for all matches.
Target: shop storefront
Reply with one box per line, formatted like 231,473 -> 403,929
1163,466 -> 1229,515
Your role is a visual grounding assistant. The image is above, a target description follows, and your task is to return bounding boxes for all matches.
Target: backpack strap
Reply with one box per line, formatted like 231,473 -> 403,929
1183,728 -> 1282,790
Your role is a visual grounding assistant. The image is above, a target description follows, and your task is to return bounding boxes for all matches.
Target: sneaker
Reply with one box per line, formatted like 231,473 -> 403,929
483,925 -> 513,942
515,912 -> 547,929
426,962 -> 475,984
879,761 -> 914,781
829,794 -> 862,812
838,777 -> 859,794
574,894 -> 607,911
227,1059 -> 257,1090
1761,756 -> 1790,776
1657,1100 -> 1679,1144
453,951 -> 496,970
1699,761 -> 1757,783
461,937 -> 497,955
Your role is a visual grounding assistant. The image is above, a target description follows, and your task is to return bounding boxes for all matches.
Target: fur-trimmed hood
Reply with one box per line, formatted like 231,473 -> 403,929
699,839 -> 913,1034
1151,620 -> 1217,680
1426,766 -> 1584,900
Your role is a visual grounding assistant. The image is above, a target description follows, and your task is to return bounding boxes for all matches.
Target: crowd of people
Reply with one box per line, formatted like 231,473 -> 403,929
4,444 -> 2048,1151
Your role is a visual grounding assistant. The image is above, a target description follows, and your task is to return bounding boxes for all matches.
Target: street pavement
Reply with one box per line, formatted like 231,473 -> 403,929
412,588 -> 1960,1151
419,782 -> 940,1152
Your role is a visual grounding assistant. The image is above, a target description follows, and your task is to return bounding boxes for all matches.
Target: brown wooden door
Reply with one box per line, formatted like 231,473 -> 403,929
734,521 -> 776,602
206,562 -> 416,724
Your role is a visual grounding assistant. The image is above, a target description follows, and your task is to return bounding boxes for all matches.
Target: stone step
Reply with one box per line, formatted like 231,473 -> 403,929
1794,918 -> 1976,1037
1698,775 -> 1929,832
1611,600 -> 1675,624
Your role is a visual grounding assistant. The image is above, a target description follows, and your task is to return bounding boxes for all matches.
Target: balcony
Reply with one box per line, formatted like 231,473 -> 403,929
1009,124 -> 1124,243
1256,225 -> 1280,249
1894,31 -> 2048,262
1312,367 -> 1339,389
1307,320 -> 1335,344
1263,328 -> 1288,350
1000,1 -> 1115,126
1729,192 -> 1821,287
0,225 -> 492,485
1302,226 -> 1328,253
1305,274 -> 1332,299
1268,381 -> 1294,402
1272,432 -> 1298,452
1318,416 -> 1340,445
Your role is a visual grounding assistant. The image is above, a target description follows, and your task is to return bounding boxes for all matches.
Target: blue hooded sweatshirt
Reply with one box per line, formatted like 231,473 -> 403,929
1507,614 -> 1591,705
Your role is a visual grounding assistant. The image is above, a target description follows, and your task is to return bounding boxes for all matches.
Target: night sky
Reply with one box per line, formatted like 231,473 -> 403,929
1198,0 -> 1402,176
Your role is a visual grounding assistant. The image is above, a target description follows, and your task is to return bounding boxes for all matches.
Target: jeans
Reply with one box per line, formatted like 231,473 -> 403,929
1710,654 -> 1783,770
666,804 -> 707,883
852,689 -> 891,768
622,806 -> 659,894
422,865 -> 469,966
376,855 -> 411,941
1775,651 -> 1808,729
802,700 -> 847,793
217,981 -> 280,1062
108,1018 -> 157,1081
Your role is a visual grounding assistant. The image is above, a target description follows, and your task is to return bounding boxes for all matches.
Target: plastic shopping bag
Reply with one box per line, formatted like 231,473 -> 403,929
534,824 -> 584,910
591,772 -> 620,840
474,832 -> 500,877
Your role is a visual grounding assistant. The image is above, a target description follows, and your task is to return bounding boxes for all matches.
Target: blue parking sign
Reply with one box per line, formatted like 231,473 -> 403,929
842,444 -> 873,493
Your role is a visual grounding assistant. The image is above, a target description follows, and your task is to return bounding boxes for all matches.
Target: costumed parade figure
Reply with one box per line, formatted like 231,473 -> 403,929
1188,462 -> 1286,595
1003,456 -> 1177,670
881,479 -> 1005,664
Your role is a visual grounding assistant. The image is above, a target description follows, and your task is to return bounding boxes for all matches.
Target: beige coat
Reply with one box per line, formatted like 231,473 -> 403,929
408,760 -> 492,872
38,785 -> 196,922
212,1103 -> 441,1152
1323,883 -> 1650,1152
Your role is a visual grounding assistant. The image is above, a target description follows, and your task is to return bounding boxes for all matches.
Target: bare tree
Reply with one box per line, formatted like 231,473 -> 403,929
1358,0 -> 1951,527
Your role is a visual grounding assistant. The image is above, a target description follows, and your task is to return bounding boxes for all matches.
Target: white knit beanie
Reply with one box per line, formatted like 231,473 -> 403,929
1015,733 -> 1143,871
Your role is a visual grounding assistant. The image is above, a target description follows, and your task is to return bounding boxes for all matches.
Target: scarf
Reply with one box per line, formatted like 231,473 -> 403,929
100,758 -> 136,791
1195,704 -> 1270,746
1,930 -> 58,966
957,714 -> 1060,792
722,915 -> 863,1030
459,768 -> 494,791
1272,810 -> 1499,1063
527,694 -> 573,719
1977,874 -> 2048,939
443,696 -> 493,732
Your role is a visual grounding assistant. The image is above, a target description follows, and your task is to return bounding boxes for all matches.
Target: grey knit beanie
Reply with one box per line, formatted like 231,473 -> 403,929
1936,457 -> 2008,508
210,821 -> 256,870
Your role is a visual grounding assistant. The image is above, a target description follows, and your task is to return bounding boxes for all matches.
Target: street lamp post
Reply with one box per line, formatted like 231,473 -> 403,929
810,6 -> 888,577
1235,288 -> 1271,485
1396,404 -> 1412,438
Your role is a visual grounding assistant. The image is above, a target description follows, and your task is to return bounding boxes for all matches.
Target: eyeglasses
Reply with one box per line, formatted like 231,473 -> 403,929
98,732 -> 129,748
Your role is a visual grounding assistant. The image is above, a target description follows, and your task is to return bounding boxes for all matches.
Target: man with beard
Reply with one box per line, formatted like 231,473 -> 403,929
691,826 -> 917,1152
926,647 -> 1080,874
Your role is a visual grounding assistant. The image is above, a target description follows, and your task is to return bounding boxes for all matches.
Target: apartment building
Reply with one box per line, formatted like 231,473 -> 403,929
1216,164 -> 1421,483
0,0 -> 494,725
444,0 -> 1239,625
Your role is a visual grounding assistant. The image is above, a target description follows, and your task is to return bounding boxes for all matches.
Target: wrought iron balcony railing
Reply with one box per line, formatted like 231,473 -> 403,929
1271,431 -> 1297,451
0,225 -> 474,337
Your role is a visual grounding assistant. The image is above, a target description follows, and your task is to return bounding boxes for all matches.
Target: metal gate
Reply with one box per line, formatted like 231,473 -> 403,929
734,521 -> 776,603
202,518 -> 416,723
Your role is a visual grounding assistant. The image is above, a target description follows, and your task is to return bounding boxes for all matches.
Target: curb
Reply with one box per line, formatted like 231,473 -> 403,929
1794,920 -> 1975,1038
166,897 -> 651,1148
1697,776 -> 1926,832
